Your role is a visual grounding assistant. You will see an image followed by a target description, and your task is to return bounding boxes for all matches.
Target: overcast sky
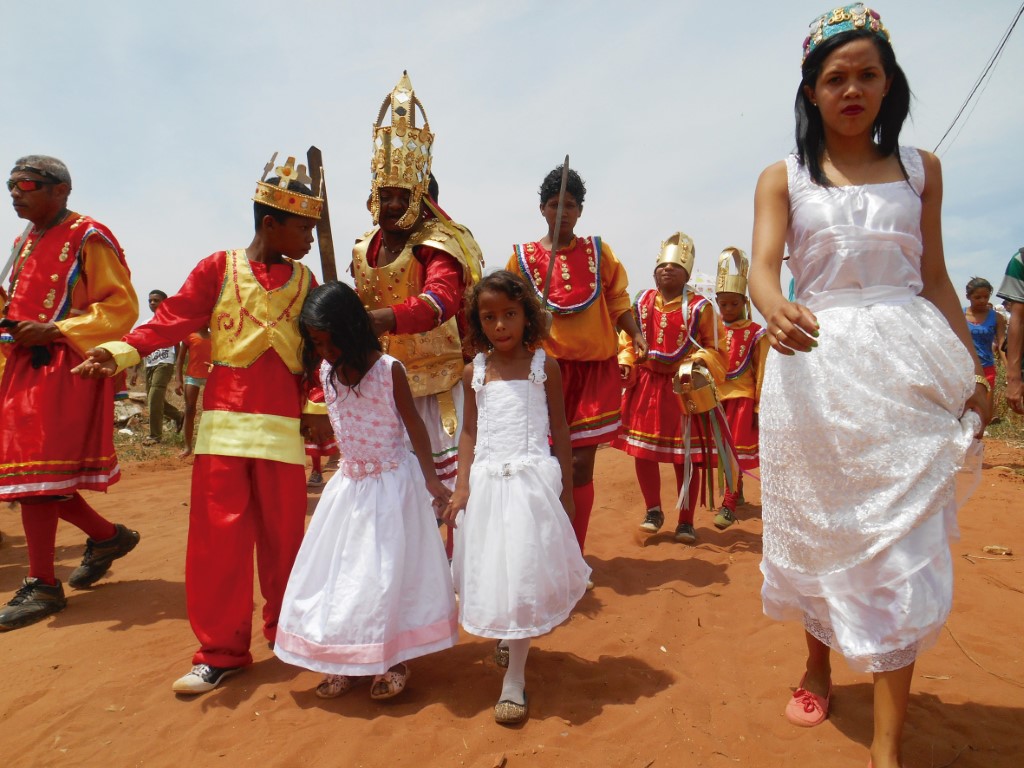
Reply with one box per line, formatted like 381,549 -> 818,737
3,1 -> 1022,321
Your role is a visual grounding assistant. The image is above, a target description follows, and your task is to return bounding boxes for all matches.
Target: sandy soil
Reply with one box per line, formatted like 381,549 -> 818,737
1,441 -> 1021,768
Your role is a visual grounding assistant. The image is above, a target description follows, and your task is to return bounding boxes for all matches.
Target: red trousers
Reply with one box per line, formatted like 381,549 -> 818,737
187,455 -> 307,668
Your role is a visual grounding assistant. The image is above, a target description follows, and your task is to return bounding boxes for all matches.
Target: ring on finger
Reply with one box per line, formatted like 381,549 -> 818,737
776,330 -> 786,340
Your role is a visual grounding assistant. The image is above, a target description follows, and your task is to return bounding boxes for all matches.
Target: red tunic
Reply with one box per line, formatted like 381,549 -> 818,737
0,215 -> 137,499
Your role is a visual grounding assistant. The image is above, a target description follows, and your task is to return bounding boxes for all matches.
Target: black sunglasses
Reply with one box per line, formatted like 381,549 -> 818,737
6,178 -> 59,192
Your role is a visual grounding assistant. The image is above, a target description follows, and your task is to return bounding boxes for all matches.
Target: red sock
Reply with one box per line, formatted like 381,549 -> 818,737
675,467 -> 700,526
57,493 -> 117,541
311,456 -> 323,473
571,482 -> 595,553
634,459 -> 663,510
21,503 -> 60,585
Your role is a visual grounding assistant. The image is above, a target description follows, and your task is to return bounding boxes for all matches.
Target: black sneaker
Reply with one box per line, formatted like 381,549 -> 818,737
0,578 -> 68,630
68,524 -> 141,589
639,508 -> 664,533
674,523 -> 697,544
714,507 -> 736,530
172,664 -> 242,694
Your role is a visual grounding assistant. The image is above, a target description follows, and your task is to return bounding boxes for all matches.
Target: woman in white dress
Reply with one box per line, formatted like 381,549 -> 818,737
748,6 -> 989,767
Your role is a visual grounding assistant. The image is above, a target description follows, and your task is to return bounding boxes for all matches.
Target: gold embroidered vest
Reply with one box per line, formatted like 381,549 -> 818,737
352,220 -> 479,398
211,249 -> 311,374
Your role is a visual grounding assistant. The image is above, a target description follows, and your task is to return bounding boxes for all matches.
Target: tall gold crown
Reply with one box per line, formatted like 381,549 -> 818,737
716,247 -> 749,295
656,232 -> 695,275
369,71 -> 434,230
252,153 -> 323,219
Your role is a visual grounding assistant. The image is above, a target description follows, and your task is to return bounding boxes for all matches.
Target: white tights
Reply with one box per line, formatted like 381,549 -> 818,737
499,638 -> 530,705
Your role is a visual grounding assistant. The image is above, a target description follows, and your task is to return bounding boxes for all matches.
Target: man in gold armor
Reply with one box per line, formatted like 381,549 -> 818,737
352,72 -> 483,503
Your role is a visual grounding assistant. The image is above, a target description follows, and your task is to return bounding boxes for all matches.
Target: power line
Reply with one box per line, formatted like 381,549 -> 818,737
933,1 -> 1024,155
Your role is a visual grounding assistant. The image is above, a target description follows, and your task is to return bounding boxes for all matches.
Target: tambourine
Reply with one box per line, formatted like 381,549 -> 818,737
672,359 -> 719,415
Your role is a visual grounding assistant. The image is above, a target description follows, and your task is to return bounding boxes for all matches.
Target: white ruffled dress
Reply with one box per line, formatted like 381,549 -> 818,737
452,349 -> 591,639
274,355 -> 458,676
759,147 -> 982,672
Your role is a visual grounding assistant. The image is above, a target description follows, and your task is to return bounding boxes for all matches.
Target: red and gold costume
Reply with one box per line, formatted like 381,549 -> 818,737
712,247 -> 766,514
102,246 -> 321,669
0,214 -> 138,499
718,319 -> 768,469
615,288 -> 724,461
356,73 -> 483,492
508,235 -> 631,446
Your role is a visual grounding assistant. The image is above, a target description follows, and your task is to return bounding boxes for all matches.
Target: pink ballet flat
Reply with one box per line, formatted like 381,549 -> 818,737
784,674 -> 832,727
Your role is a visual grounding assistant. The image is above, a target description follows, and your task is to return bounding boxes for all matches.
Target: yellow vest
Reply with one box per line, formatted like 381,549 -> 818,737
352,220 -> 480,398
211,249 -> 311,374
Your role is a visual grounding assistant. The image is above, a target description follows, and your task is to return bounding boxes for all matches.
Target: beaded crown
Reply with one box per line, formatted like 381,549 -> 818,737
656,232 -> 695,275
252,153 -> 323,219
715,247 -> 749,296
803,3 -> 889,63
369,71 -> 434,230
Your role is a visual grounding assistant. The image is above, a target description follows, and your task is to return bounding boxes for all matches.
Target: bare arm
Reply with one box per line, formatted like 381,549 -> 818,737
748,161 -> 818,354
392,362 -> 451,508
994,311 -> 1007,365
915,151 -> 989,428
1006,301 -> 1024,414
442,364 -> 477,527
544,355 -> 575,520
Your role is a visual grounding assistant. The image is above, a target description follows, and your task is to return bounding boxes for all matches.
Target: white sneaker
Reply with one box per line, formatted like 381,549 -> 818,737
172,664 -> 240,694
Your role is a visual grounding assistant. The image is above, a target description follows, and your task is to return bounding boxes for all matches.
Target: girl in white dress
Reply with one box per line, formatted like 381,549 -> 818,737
444,270 -> 591,725
748,6 -> 989,767
274,282 -> 456,701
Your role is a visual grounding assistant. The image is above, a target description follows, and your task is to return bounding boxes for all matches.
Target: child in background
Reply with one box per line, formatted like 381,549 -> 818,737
712,248 -> 768,529
748,8 -> 988,766
614,233 -> 724,544
963,277 -> 1005,414
275,282 -> 456,701
174,327 -> 212,458
445,271 -> 590,725
303,430 -> 339,489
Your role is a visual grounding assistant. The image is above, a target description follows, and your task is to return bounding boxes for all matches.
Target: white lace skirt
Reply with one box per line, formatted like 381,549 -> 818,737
274,457 -> 458,675
452,457 -> 591,639
759,297 -> 980,672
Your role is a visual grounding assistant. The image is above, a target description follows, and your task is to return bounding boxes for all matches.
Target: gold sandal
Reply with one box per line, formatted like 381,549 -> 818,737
494,641 -> 509,669
494,692 -> 528,725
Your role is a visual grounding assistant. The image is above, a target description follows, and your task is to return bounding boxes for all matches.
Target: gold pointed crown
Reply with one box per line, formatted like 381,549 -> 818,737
369,71 -> 434,230
716,247 -> 750,295
656,232 -> 695,275
252,153 -> 323,219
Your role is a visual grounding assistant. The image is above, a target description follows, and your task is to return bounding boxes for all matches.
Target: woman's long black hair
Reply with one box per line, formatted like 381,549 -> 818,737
299,281 -> 381,390
796,30 -> 912,187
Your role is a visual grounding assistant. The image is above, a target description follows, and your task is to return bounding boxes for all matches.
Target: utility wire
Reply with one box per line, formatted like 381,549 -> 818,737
933,1 -> 1024,155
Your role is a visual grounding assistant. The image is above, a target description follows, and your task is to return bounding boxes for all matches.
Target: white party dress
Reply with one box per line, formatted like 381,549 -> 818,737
275,355 -> 458,676
759,147 -> 981,672
452,349 -> 591,639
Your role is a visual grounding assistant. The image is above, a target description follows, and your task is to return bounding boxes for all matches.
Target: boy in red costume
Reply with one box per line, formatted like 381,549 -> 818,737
75,155 -> 328,693
614,232 -> 725,544
712,248 -> 768,529
0,155 -> 140,631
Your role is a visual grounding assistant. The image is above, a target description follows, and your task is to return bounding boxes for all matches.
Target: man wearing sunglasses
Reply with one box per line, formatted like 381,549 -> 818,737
0,155 -> 140,631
